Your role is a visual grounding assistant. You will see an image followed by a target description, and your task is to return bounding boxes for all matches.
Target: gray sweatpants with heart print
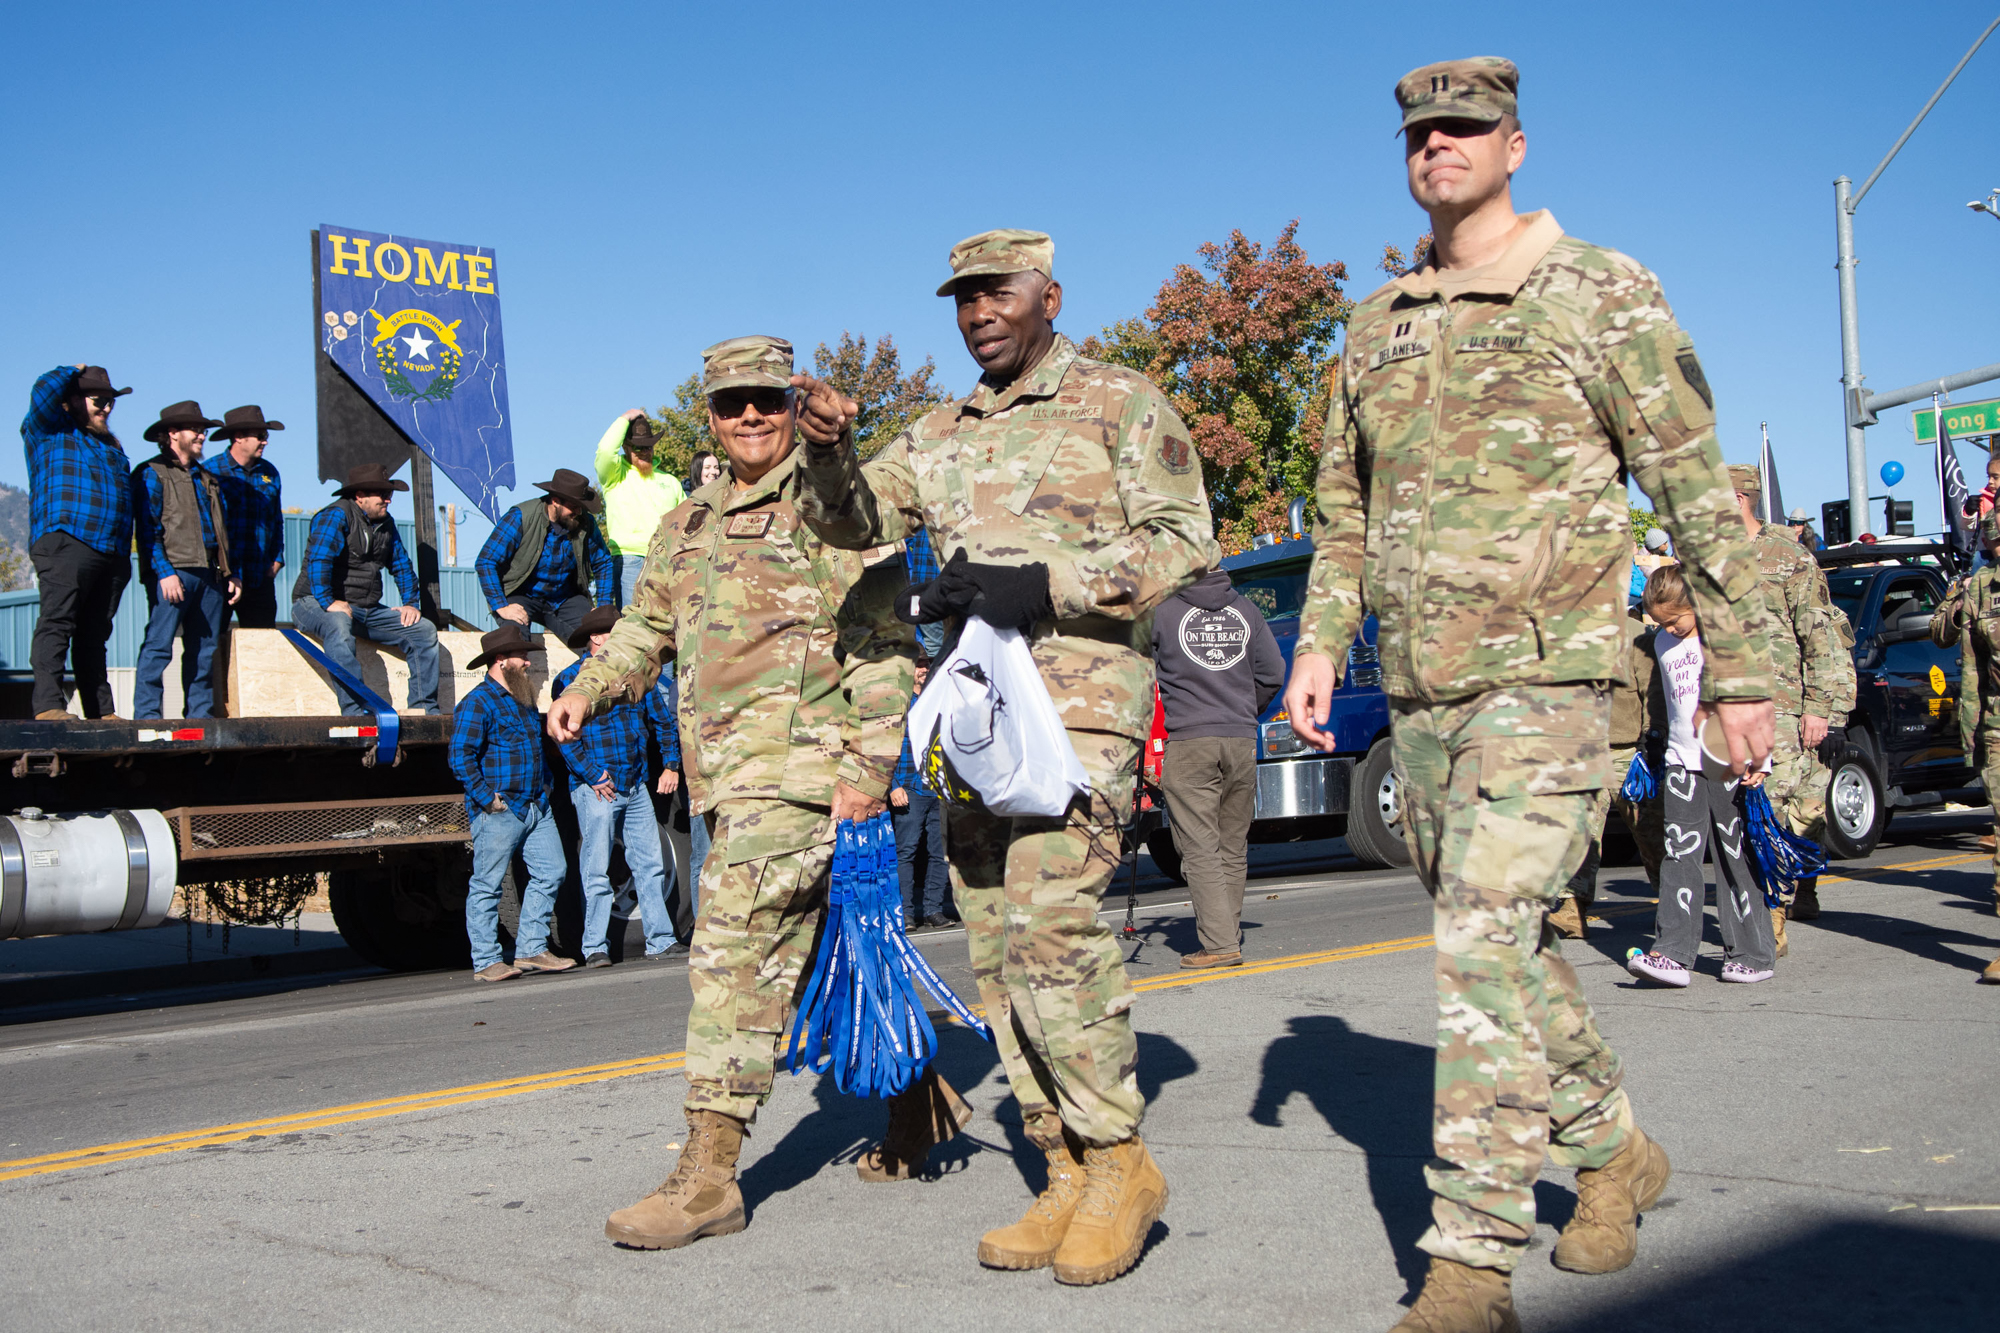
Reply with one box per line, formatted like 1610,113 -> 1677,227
1654,765 -> 1777,971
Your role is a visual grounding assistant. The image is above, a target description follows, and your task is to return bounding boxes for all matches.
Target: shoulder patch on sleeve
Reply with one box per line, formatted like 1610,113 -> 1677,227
1160,435 -> 1194,475
1674,352 -> 1712,410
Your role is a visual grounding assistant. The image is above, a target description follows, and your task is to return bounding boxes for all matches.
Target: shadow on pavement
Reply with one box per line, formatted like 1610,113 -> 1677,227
1793,909 -> 1999,978
1541,1217 -> 2000,1333
1251,1014 -> 1435,1296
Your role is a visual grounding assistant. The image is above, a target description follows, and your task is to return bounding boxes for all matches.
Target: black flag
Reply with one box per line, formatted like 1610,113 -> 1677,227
1937,396 -> 1977,574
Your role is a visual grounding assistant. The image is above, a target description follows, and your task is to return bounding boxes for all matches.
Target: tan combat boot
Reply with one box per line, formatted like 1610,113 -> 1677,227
977,1120 -> 1087,1270
1981,952 -> 2000,984
1547,897 -> 1585,940
1770,906 -> 1789,958
1552,1127 -> 1672,1274
1051,1134 -> 1169,1286
856,1067 -> 973,1182
1390,1257 -> 1518,1333
604,1109 -> 748,1249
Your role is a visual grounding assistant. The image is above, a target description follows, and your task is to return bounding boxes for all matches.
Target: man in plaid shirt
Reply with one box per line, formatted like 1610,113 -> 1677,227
130,400 -> 240,720
475,468 -> 616,644
205,406 -> 287,629
889,653 -> 954,928
19,365 -> 135,719
449,624 -> 576,982
553,606 -> 681,967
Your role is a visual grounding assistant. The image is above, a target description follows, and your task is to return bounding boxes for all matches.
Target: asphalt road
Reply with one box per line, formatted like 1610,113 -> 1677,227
3,817 -> 1997,1331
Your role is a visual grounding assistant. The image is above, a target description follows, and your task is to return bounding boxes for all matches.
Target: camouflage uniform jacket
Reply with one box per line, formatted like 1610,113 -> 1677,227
564,448 -> 914,832
1295,211 -> 1773,704
1935,562 -> 2000,755
1752,522 -> 1853,723
798,334 -> 1222,741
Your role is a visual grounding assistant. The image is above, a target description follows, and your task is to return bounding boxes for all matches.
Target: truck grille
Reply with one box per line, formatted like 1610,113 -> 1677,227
162,797 -> 470,861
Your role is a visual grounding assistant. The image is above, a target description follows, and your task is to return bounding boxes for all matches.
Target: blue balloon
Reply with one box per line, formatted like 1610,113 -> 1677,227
1881,460 -> 1906,487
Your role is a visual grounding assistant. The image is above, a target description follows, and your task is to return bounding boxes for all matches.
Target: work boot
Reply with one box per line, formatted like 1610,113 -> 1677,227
1180,949 -> 1243,969
1552,1127 -> 1672,1274
977,1122 -> 1087,1270
1390,1257 -> 1518,1333
856,1067 -> 973,1182
34,709 -> 74,721
1051,1135 -> 1169,1285
604,1109 -> 748,1249
1770,907 -> 1789,958
1980,833 -> 1996,852
1547,897 -> 1585,940
1981,953 -> 2000,984
1790,879 -> 1822,921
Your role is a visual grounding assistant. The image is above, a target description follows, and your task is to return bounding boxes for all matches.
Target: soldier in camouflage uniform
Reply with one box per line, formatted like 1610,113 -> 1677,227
1549,613 -> 1661,938
1928,476 -> 2000,984
792,230 -> 1219,1285
1282,59 -> 1777,1331
551,336 -> 973,1251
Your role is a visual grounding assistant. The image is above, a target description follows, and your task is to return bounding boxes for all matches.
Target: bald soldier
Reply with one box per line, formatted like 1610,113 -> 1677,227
1283,60 -> 1775,1331
1728,462 -> 1854,948
791,230 -> 1220,1286
551,336 -> 975,1252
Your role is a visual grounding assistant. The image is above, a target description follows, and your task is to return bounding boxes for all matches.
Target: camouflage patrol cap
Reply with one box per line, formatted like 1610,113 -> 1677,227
701,335 -> 794,396
1395,57 -> 1519,133
1726,464 -> 1762,496
936,229 -> 1054,297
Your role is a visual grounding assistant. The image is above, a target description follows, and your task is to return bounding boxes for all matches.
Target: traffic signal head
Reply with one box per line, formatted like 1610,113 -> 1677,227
1885,497 -> 1915,537
1822,499 -> 1851,545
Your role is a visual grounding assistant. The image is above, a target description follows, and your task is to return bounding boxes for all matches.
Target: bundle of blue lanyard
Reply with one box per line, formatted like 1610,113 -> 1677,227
1739,783 -> 1828,907
1620,750 -> 1657,803
785,813 -> 991,1098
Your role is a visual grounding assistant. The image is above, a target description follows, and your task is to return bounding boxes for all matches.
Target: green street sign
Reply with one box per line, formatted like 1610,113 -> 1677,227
1914,397 -> 2000,442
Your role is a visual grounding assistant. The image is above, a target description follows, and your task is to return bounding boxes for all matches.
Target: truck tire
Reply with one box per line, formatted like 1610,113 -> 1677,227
1346,738 -> 1412,869
1822,744 -> 1886,861
329,848 -> 473,972
1146,829 -> 1186,885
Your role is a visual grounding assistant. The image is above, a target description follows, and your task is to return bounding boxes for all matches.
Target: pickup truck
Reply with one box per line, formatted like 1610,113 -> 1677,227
1141,535 -> 1408,877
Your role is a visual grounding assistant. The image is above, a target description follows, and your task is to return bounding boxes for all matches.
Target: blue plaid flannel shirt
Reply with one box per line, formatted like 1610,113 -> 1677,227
21,365 -> 133,556
892,683 -> 930,796
303,503 -> 420,609
131,458 -> 222,580
449,677 -> 551,818
903,526 -> 940,584
552,655 -> 675,792
206,451 -> 284,582
475,503 -> 615,611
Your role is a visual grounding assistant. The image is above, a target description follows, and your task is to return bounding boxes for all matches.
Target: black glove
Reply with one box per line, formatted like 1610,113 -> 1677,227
898,549 -> 1052,632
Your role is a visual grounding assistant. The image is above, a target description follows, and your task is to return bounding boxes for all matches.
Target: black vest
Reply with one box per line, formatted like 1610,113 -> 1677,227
291,500 -> 394,608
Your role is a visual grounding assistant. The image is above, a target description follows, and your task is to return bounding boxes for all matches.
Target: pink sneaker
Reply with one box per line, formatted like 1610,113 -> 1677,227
1721,961 -> 1774,983
1626,949 -> 1691,987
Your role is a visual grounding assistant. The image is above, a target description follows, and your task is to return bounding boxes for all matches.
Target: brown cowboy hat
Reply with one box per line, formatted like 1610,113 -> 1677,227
142,399 -> 223,443
466,623 -> 544,671
210,405 -> 286,440
625,417 -> 658,455
73,366 -> 131,399
533,468 -> 603,514
564,604 -> 622,652
335,461 -> 411,496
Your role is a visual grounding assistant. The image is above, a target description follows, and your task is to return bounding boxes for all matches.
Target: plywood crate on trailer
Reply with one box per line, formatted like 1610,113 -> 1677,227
224,630 -> 579,716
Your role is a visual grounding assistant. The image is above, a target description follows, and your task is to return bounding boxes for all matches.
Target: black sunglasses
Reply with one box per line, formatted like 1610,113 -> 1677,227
710,388 -> 791,419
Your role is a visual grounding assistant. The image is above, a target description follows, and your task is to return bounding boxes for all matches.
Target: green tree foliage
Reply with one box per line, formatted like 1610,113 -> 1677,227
812,332 -> 948,459
1629,503 -> 1659,546
650,374 -> 714,490
0,541 -> 28,592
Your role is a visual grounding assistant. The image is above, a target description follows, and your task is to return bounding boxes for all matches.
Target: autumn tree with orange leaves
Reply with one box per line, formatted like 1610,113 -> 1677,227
1082,220 -> 1350,553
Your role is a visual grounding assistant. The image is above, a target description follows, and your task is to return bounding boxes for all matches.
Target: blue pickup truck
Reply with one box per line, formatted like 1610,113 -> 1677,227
1143,535 -> 1408,876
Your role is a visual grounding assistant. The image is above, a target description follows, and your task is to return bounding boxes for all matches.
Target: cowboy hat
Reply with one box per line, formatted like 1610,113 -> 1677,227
142,400 -> 223,443
210,405 -> 286,440
335,462 -> 411,496
466,623 -> 544,671
564,604 -> 622,652
72,366 -> 131,399
533,468 -> 603,514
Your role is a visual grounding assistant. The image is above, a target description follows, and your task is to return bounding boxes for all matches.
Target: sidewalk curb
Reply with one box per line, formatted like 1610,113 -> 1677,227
0,943 -> 368,1012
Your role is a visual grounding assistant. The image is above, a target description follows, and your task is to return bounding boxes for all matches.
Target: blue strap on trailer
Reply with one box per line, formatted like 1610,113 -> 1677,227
279,628 -> 401,765
786,812 -> 990,1098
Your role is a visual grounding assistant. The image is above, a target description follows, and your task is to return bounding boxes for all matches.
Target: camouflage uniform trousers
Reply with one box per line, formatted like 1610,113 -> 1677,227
948,729 -> 1145,1148
682,799 -> 833,1124
1765,714 -> 1830,909
1981,727 -> 2000,910
1389,683 -> 1634,1272
1556,743 -> 1638,913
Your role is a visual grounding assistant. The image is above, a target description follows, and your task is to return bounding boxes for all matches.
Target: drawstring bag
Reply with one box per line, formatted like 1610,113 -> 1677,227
1620,750 -> 1657,803
905,616 -> 1089,818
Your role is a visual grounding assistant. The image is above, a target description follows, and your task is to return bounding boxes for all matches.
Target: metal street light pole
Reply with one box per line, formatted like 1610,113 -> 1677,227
1834,16 -> 2000,534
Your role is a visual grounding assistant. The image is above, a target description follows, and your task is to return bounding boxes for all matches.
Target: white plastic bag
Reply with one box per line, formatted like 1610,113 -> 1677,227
904,617 -> 1089,818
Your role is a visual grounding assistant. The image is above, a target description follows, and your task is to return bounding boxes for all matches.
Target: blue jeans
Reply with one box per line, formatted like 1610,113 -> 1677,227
466,803 -> 565,970
291,597 -> 441,715
616,554 -> 646,607
894,788 -> 951,918
134,566 -> 229,719
573,782 -> 675,956
688,804 -> 711,918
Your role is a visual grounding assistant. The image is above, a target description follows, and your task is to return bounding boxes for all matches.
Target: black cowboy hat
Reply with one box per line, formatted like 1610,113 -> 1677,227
210,405 -> 286,440
335,462 -> 411,496
533,468 -> 603,514
142,399 -> 223,443
466,623 -> 544,671
73,366 -> 131,399
625,417 -> 658,454
564,604 -> 622,652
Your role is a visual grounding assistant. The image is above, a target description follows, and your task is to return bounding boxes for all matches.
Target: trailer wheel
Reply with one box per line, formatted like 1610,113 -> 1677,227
329,848 -> 472,972
1345,738 -> 1413,869
1145,829 -> 1186,885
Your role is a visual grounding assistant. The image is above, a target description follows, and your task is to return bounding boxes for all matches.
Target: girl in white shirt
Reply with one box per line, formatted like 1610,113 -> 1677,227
1627,566 -> 1777,986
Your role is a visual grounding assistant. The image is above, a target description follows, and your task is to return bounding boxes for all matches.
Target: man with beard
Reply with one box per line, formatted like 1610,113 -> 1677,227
130,400 -> 239,719
791,231 -> 1220,1286
450,623 -> 577,982
595,409 -> 687,605
548,336 -> 970,1252
19,365 -> 136,719
475,468 -> 616,644
206,406 -> 288,629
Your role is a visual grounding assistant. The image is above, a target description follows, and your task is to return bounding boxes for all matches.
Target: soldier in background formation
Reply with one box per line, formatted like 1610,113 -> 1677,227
130,400 -> 239,720
1282,58 -> 1774,1331
206,406 -> 287,630
794,228 -> 1219,1284
552,335 -> 973,1252
1729,463 -> 1855,954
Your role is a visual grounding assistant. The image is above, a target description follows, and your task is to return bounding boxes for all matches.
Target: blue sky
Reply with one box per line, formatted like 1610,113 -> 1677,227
5,0 -> 1998,555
